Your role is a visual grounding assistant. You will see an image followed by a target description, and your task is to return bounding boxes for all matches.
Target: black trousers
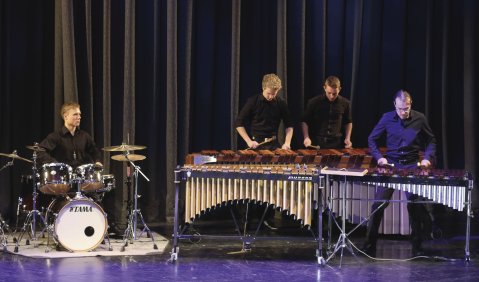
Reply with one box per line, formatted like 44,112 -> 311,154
365,163 -> 431,248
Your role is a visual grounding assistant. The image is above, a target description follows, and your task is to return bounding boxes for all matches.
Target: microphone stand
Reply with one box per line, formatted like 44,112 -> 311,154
121,151 -> 157,251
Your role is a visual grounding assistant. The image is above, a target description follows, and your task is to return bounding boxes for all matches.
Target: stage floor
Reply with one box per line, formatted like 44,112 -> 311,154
1,223 -> 479,281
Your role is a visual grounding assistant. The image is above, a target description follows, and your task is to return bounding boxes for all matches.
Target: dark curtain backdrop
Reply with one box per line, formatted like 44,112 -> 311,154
1,0 -> 478,233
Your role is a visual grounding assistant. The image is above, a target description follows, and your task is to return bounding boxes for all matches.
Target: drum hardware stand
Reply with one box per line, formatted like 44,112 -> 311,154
321,168 -> 367,267
0,158 -> 15,249
121,153 -> 157,251
0,212 -> 10,251
14,144 -> 50,253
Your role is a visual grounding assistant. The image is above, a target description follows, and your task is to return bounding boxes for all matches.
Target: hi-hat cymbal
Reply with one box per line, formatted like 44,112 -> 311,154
26,145 -> 46,152
0,152 -> 33,163
102,144 -> 146,152
111,154 -> 146,162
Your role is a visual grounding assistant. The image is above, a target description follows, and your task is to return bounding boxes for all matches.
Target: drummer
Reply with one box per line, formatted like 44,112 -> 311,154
37,102 -> 102,168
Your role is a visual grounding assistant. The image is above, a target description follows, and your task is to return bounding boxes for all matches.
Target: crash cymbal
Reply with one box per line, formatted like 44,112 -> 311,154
0,152 -> 33,163
102,144 -> 146,152
111,154 -> 146,162
26,145 -> 46,152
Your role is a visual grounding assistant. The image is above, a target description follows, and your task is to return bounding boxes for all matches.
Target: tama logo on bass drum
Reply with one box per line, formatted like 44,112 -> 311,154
69,205 -> 93,212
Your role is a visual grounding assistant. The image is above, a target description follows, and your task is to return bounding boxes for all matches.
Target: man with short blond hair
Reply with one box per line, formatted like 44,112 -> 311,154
236,73 -> 293,150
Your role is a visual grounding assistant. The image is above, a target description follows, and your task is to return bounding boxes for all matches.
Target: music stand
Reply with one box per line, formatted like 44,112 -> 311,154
321,167 -> 367,267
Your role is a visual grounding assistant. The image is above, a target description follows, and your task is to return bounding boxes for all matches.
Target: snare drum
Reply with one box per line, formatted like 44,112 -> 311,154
39,163 -> 72,195
76,164 -> 103,192
46,196 -> 107,252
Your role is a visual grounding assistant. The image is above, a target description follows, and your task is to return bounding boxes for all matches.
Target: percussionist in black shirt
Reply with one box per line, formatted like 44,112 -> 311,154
236,73 -> 294,150
301,75 -> 353,149
235,74 -> 293,230
38,102 -> 102,168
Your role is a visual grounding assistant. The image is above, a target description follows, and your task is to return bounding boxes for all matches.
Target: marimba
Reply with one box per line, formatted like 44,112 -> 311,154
171,148 -> 474,263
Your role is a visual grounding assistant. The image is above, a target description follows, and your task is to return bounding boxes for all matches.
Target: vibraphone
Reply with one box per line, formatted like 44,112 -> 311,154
171,148 -> 474,262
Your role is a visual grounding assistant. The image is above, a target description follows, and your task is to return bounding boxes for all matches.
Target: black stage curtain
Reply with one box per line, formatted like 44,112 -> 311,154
1,1 -> 478,233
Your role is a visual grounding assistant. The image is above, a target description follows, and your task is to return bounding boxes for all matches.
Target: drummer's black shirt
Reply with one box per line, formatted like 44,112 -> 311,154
38,126 -> 102,168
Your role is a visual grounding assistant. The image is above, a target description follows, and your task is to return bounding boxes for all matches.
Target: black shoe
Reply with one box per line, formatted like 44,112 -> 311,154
361,242 -> 376,257
411,238 -> 425,257
412,246 -> 425,257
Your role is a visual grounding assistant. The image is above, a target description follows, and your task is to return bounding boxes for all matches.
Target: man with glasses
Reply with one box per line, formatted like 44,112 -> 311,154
362,90 -> 436,257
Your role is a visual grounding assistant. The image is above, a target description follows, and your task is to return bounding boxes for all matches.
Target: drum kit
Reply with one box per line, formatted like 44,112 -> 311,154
0,142 -> 156,253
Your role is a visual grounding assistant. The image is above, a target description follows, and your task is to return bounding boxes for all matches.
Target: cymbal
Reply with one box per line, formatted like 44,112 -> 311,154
0,152 -> 32,163
102,144 -> 146,152
26,145 -> 46,152
111,154 -> 146,162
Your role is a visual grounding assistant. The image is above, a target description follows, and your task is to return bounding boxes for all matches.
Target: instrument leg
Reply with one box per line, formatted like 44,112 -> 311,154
228,206 -> 243,236
170,169 -> 181,262
325,177 -> 357,267
465,185 -> 472,263
317,188 -> 325,266
254,203 -> 271,236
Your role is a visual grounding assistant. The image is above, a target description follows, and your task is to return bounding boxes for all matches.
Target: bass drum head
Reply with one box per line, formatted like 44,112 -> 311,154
53,197 -> 107,252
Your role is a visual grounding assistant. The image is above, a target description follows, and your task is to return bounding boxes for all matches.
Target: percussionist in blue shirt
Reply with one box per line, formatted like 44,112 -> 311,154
362,90 -> 436,257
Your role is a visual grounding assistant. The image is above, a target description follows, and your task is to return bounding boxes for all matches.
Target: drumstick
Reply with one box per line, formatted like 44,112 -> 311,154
246,136 -> 276,150
307,145 -> 321,150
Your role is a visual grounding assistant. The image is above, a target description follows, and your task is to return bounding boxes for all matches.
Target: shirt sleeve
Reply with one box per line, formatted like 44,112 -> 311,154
421,116 -> 436,161
85,132 -> 102,163
235,96 -> 254,128
300,98 -> 314,124
37,133 -> 59,164
279,98 -> 294,128
368,114 -> 387,161
343,100 -> 353,124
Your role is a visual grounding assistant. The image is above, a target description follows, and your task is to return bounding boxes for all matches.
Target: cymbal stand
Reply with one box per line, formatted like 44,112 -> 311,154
15,144 -> 49,252
121,152 -> 157,251
0,211 -> 9,251
0,158 -> 14,249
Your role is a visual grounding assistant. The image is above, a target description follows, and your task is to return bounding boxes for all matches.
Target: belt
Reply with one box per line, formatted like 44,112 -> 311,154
388,155 -> 419,165
317,136 -> 341,141
397,158 -> 417,165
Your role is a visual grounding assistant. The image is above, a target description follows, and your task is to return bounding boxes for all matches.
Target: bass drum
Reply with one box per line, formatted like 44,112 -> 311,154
46,196 -> 107,252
